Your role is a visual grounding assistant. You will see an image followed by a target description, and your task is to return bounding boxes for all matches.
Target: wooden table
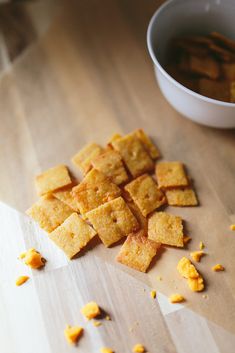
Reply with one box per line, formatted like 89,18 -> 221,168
0,1 -> 235,352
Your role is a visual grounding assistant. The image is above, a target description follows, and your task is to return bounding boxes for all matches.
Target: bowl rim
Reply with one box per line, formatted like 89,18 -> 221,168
147,0 -> 235,108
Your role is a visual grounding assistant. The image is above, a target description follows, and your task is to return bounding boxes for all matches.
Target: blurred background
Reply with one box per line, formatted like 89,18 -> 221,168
0,0 -> 60,74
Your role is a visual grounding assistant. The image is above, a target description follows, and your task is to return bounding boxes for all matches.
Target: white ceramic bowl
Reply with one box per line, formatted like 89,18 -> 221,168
147,0 -> 235,128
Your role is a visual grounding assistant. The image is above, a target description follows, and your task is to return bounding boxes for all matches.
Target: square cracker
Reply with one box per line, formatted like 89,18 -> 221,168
134,129 -> 160,159
187,55 -> 220,80
112,133 -> 154,178
148,211 -> 184,247
49,213 -> 96,259
86,197 -> 139,247
53,183 -> 80,212
35,165 -> 72,196
72,169 -> 121,215
156,162 -> 188,189
91,149 -> 128,185
72,143 -> 103,175
125,174 -> 166,217
116,230 -> 161,272
26,195 -> 74,233
165,188 -> 198,206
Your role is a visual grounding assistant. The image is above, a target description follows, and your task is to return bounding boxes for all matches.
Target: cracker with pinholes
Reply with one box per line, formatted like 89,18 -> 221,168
148,211 -> 184,247
112,133 -> 154,178
86,197 -> 139,247
116,230 -> 161,272
26,195 -> 74,233
165,188 -> 198,206
134,129 -> 160,159
127,202 -> 148,231
53,183 -> 80,212
49,213 -> 96,259
125,174 -> 166,217
72,143 -> 103,175
35,164 -> 72,196
72,169 -> 121,215
156,162 -> 188,189
91,149 -> 128,185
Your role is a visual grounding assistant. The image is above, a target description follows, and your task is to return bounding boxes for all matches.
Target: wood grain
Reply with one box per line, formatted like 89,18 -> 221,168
0,0 -> 235,352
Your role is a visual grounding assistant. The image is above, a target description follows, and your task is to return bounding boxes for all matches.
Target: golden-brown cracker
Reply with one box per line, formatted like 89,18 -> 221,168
125,174 -> 166,217
112,133 -> 154,178
53,183 -> 80,212
49,213 -> 96,259
210,32 -> 235,53
190,55 -> 220,79
222,63 -> 235,80
230,82 -> 235,103
148,211 -> 184,247
35,165 -> 72,196
86,197 -> 139,247
26,195 -> 73,233
198,78 -> 230,102
71,143 -> 103,174
127,202 -> 147,231
91,149 -> 128,185
165,188 -> 198,206
107,133 -> 122,147
156,162 -> 188,189
72,169 -> 121,215
116,230 -> 161,272
134,129 -> 160,159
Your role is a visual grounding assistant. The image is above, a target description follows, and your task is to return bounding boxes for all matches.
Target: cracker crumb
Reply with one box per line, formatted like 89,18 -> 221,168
199,241 -> 205,250
64,325 -> 83,345
169,294 -> 185,303
15,275 -> 29,286
100,348 -> 114,353
202,294 -> 208,299
150,290 -> 156,299
132,343 -> 145,353
177,257 -> 204,292
81,301 -> 100,320
230,224 -> 235,231
20,248 -> 45,269
157,276 -> 162,281
212,264 -> 225,272
105,315 -> 111,321
190,250 -> 205,262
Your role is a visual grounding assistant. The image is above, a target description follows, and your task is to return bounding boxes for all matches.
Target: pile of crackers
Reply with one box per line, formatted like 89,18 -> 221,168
166,31 -> 235,103
27,129 -> 198,273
